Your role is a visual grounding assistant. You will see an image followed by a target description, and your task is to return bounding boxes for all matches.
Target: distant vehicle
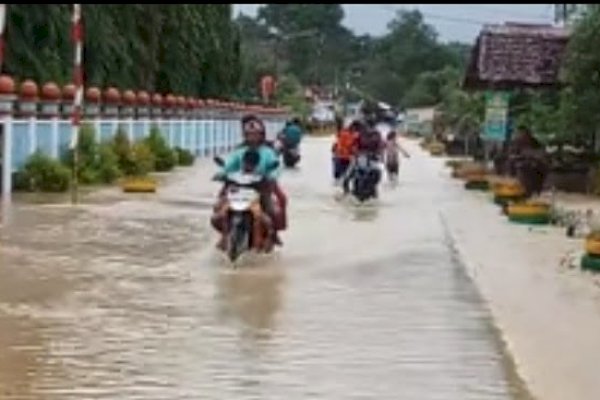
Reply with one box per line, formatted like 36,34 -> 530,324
310,101 -> 336,124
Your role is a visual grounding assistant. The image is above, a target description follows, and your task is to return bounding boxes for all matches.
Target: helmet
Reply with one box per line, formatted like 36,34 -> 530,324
241,114 -> 266,139
349,119 -> 365,134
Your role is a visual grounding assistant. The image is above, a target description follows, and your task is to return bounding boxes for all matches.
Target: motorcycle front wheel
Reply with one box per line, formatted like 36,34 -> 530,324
227,213 -> 251,263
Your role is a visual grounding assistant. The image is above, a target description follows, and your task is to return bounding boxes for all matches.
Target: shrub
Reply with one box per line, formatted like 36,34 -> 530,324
175,147 -> 195,166
128,142 -> 156,177
112,126 -> 133,173
63,123 -> 100,184
63,124 -> 122,185
96,143 -> 122,183
110,127 -> 155,177
14,151 -> 71,192
145,125 -> 177,172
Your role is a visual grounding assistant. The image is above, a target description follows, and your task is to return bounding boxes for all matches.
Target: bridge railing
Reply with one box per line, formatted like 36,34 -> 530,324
0,76 -> 289,199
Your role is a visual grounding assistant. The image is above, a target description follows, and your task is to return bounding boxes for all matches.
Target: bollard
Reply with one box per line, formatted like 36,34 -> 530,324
151,93 -> 163,121
122,90 -> 136,142
61,83 -> 76,119
136,91 -> 150,120
84,87 -> 101,119
164,94 -> 176,148
18,80 -> 38,119
84,87 -> 101,142
103,87 -> 121,119
40,82 -> 61,159
186,97 -> 196,154
102,87 -> 121,143
198,99 -> 209,157
40,82 -> 61,119
122,90 -> 136,118
136,91 -> 151,139
18,80 -> 39,161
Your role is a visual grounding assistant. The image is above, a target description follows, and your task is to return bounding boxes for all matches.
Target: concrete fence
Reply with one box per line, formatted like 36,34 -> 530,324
0,76 -> 289,201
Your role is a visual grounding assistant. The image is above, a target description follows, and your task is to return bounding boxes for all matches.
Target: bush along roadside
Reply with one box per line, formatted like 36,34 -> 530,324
112,126 -> 156,177
175,147 -> 195,166
14,124 -> 196,193
63,123 -> 123,185
14,151 -> 71,192
145,125 -> 178,172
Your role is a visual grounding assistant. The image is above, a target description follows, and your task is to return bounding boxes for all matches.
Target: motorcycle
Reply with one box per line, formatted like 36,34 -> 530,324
276,137 -> 301,168
282,146 -> 301,168
213,156 -> 280,263
349,153 -> 380,202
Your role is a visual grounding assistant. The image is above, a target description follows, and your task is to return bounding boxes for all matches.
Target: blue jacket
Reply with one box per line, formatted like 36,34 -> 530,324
282,123 -> 303,147
222,144 -> 281,180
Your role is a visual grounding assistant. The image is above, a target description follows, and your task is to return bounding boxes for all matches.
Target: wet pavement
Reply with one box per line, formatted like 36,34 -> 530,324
0,137 -> 532,399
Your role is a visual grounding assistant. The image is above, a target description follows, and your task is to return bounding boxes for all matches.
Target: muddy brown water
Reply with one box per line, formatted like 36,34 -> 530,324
0,138 -> 532,399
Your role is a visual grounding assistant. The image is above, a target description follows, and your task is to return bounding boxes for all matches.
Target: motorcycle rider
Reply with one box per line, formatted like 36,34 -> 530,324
342,122 -> 384,195
384,130 -> 410,179
278,117 -> 303,150
332,118 -> 359,182
211,114 -> 287,249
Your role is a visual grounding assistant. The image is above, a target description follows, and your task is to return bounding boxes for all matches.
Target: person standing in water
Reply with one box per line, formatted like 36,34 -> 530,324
384,130 -> 410,182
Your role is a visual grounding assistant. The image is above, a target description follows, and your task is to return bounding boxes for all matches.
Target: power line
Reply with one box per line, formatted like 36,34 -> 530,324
453,4 -> 554,21
378,4 -> 553,27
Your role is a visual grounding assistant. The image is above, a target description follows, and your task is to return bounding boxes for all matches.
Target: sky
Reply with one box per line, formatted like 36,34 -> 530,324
233,4 -> 556,43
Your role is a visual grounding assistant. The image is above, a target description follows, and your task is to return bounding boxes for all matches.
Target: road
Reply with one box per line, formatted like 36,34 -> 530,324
0,137 -> 531,399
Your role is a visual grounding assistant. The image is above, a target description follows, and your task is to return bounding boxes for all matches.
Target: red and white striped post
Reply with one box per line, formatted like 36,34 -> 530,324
70,4 -> 83,203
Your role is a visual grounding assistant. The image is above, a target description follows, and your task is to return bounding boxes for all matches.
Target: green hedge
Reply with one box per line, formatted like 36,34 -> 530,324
15,124 -> 197,192
175,147 -> 195,166
145,126 -> 177,172
111,127 -> 156,177
14,151 -> 71,192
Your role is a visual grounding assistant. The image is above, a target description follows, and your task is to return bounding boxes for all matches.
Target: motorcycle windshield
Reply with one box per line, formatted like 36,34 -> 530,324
357,155 -> 369,168
227,172 -> 262,186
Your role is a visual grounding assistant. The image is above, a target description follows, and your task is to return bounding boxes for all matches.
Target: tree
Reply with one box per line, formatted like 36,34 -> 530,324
274,74 -> 310,117
563,5 -> 600,144
4,5 -> 242,97
356,10 -> 464,107
255,4 -> 355,86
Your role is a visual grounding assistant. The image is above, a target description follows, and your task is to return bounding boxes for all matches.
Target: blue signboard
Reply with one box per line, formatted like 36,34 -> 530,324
483,91 -> 510,141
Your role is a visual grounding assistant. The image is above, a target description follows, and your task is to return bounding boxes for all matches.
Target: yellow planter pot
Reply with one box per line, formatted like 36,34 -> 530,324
462,171 -> 487,181
426,142 -> 445,156
464,176 -> 490,191
506,200 -> 551,225
454,163 -> 487,180
121,177 -> 158,193
493,179 -> 526,198
507,201 -> 550,217
585,235 -> 600,256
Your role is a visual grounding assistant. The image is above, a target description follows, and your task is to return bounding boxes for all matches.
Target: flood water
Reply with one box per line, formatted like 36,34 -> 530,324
0,138 -> 531,399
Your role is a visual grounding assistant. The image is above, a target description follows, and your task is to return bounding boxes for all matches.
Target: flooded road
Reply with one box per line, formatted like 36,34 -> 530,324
0,137 -> 531,399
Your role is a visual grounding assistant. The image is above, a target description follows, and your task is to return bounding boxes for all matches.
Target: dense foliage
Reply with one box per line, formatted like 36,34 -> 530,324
16,124 -> 195,192
236,6 -> 469,110
4,5 -> 240,97
14,151 -> 71,192
144,126 -> 178,172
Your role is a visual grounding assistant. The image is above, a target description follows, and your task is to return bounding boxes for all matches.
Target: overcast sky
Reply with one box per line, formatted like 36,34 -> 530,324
233,4 -> 556,43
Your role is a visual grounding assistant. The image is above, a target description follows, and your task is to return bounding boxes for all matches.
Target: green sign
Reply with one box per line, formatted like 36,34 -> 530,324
484,91 -> 510,141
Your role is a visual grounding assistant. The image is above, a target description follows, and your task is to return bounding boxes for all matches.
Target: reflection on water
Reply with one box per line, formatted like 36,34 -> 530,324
0,139 -> 532,399
216,266 -> 285,341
